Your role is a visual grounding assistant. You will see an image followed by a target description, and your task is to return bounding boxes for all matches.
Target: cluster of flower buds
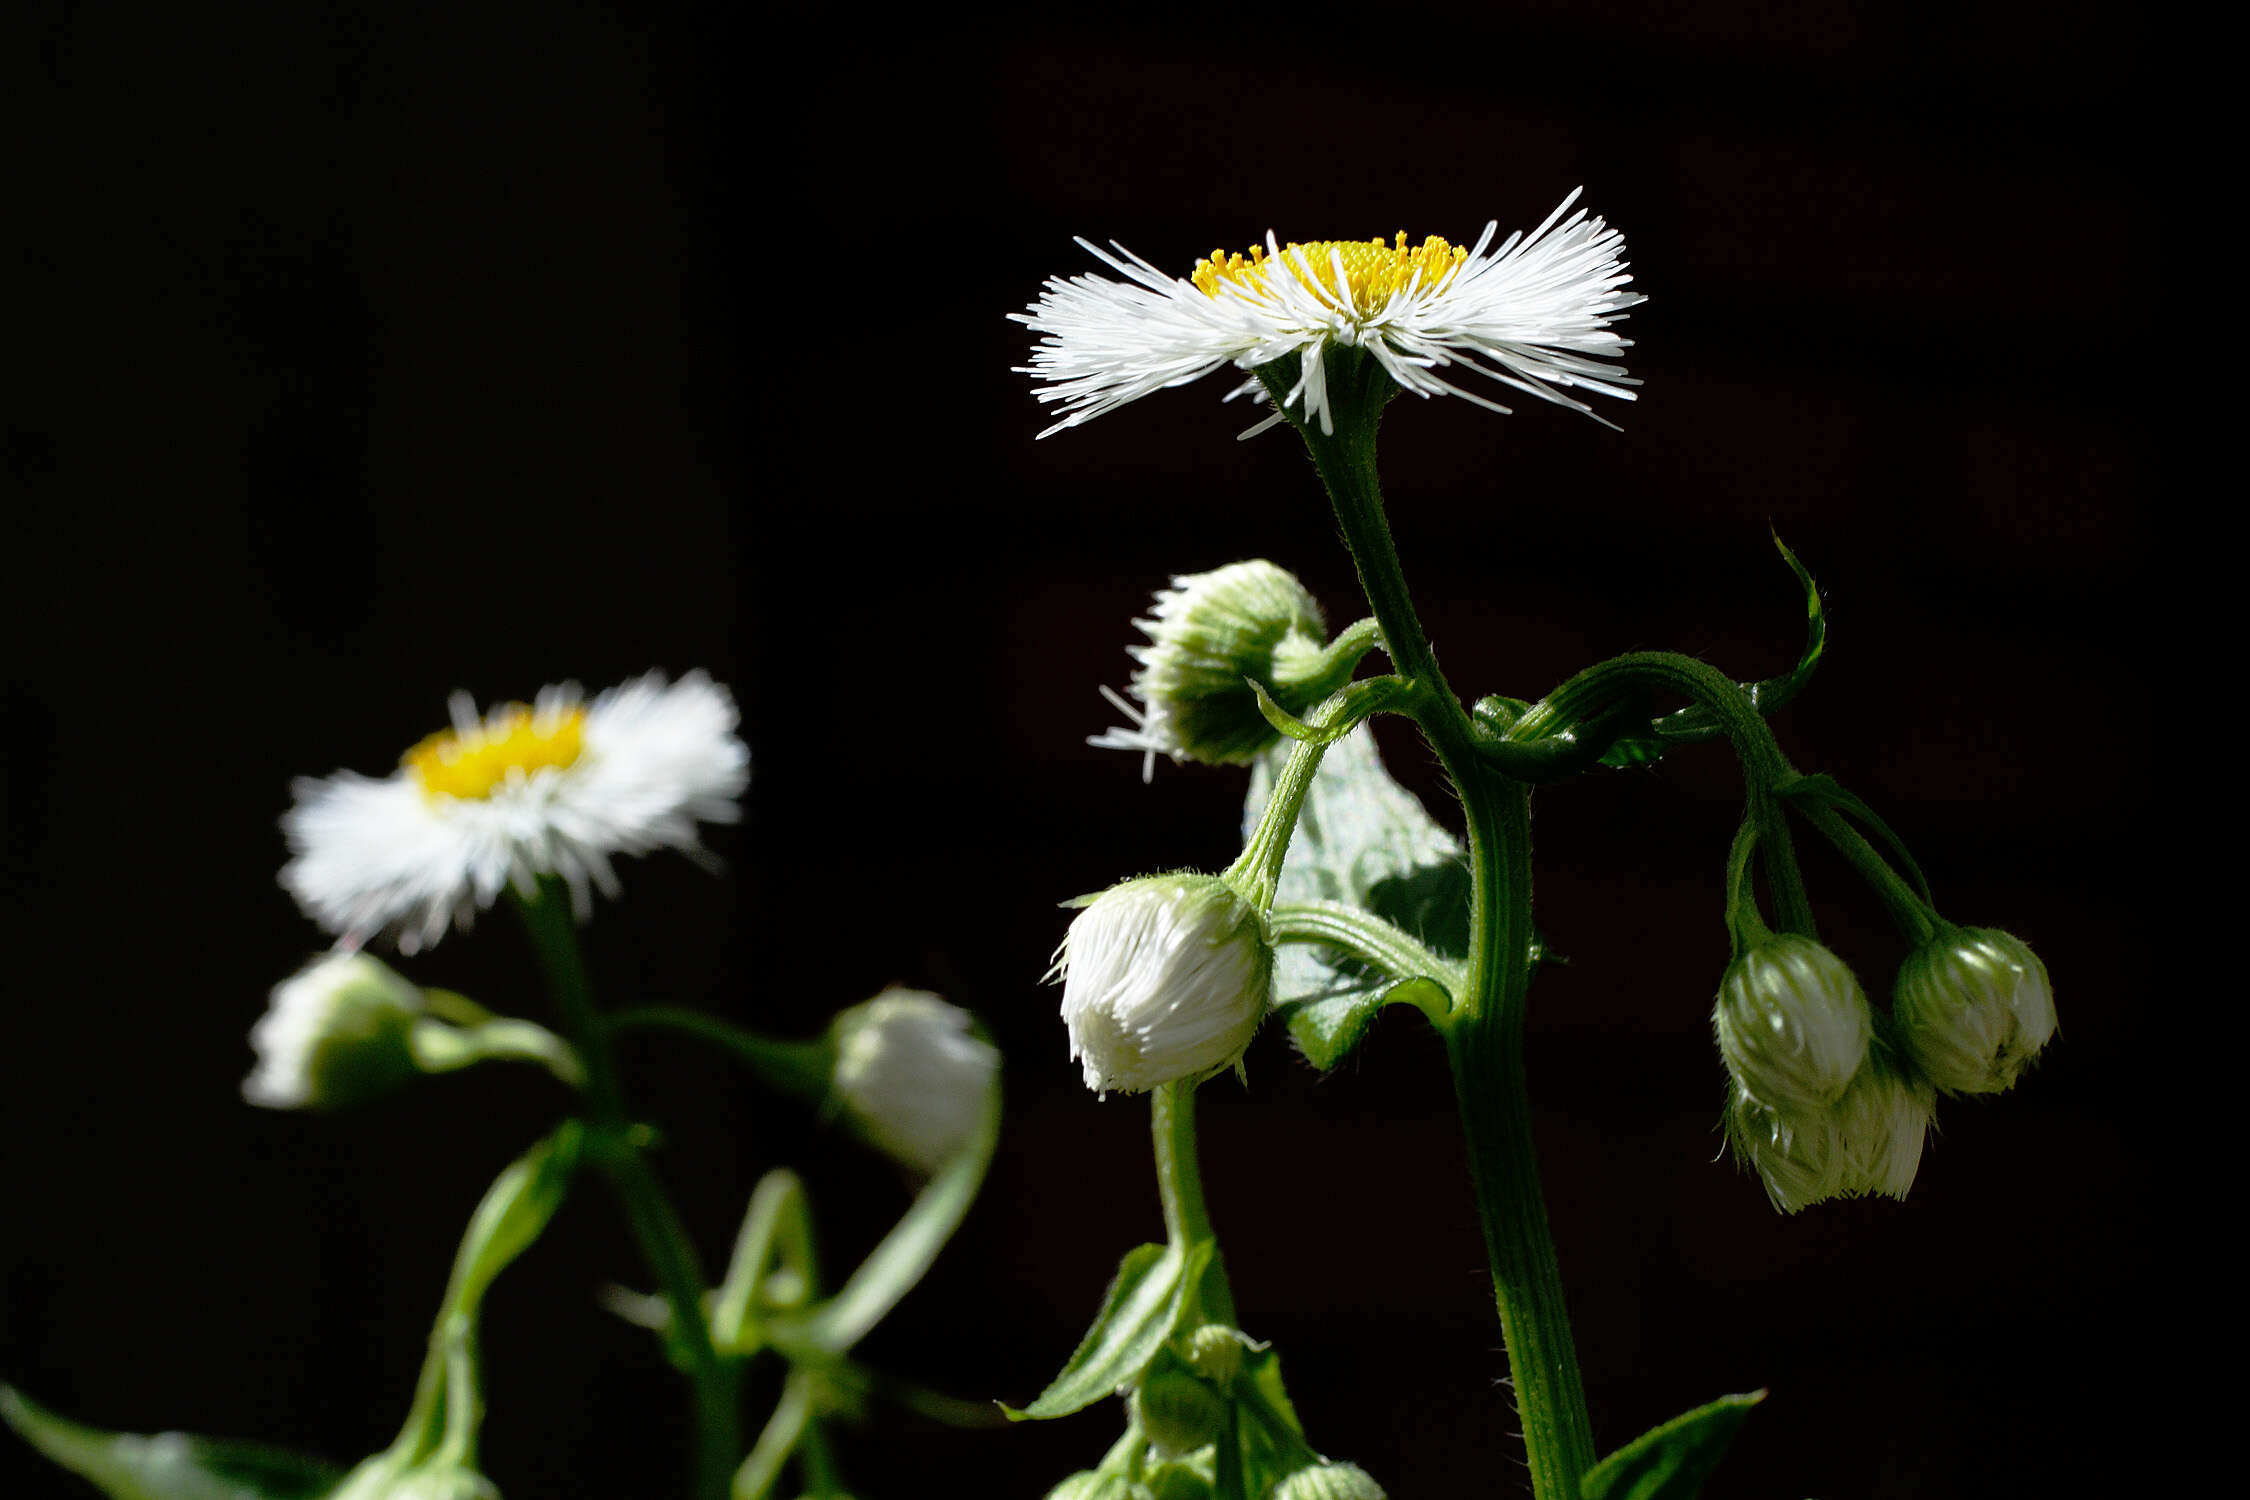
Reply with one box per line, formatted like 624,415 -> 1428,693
1716,926 -> 2054,1212
1057,873 -> 1275,1095
1091,561 -> 1367,781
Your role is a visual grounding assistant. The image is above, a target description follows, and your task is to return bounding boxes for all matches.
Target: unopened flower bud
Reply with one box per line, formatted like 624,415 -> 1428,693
1133,1360 -> 1227,1460
1182,1323 -> 1251,1387
1713,936 -> 1871,1111
1724,1083 -> 1842,1214
330,1457 -> 500,1500
1273,1461 -> 1388,1500
1044,1474 -> 1132,1500
1057,874 -> 1272,1095
1893,927 -> 2056,1095
244,951 -> 424,1110
831,988 -> 998,1174
1832,1044 -> 1934,1200
1090,561 -> 1351,780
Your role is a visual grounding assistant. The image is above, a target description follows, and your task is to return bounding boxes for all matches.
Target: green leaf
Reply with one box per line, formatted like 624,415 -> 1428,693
1004,1241 -> 1210,1421
1281,975 -> 1446,1071
1245,725 -> 1467,1063
1580,1390 -> 1766,1500
0,1387 -> 344,1500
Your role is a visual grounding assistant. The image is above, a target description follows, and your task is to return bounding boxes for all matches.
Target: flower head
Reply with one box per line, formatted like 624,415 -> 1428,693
1015,189 -> 1640,439
1725,1038 -> 1935,1213
1089,560 -> 1341,781
831,988 -> 999,1174
1273,1462 -> 1388,1500
1055,874 -> 1272,1095
1893,927 -> 2056,1095
244,950 -> 425,1110
281,671 -> 748,953
1713,935 -> 1873,1112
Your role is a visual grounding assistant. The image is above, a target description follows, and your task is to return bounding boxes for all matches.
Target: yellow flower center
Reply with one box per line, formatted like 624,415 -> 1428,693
1191,233 -> 1467,315
404,704 -> 586,800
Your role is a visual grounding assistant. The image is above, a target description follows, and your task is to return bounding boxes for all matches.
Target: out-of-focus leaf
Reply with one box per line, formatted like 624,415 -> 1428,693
1245,726 -> 1466,1066
0,1387 -> 343,1500
1003,1240 -> 1210,1421
1580,1389 -> 1765,1500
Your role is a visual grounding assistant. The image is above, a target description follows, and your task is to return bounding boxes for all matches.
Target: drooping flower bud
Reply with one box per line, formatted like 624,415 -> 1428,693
1723,1083 -> 1843,1215
1831,1046 -> 1935,1200
1713,935 -> 1871,1111
830,987 -> 999,1174
1056,874 -> 1273,1095
1273,1461 -> 1388,1500
1893,927 -> 2056,1095
1090,561 -> 1358,781
244,951 -> 425,1110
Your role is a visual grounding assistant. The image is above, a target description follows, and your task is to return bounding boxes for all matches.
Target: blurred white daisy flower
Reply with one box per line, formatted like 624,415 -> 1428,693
831,988 -> 1000,1174
281,671 -> 748,952
1015,187 -> 1642,439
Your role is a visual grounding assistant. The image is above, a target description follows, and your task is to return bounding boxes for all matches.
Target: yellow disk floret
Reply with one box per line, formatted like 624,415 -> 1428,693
404,704 -> 587,800
1192,232 -> 1467,315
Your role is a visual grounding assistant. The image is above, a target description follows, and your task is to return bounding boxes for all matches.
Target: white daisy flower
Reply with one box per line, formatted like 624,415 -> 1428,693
281,670 -> 748,953
1014,187 -> 1642,439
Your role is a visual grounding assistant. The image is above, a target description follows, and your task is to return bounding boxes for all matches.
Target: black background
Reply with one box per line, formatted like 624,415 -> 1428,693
3,4 -> 2189,1498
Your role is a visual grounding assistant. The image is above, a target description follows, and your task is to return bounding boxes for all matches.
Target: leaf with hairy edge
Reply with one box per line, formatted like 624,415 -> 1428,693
1003,1240 -> 1212,1421
1245,725 -> 1466,1064
1580,1390 -> 1766,1500
0,1387 -> 344,1500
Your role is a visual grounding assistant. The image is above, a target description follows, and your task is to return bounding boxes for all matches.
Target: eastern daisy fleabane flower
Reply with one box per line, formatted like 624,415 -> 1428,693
244,950 -> 425,1110
281,670 -> 748,953
1893,926 -> 2057,1095
1713,934 -> 1873,1112
1014,188 -> 1642,439
831,987 -> 1000,1174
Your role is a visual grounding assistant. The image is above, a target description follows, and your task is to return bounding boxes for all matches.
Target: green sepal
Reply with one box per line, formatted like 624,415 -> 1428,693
1579,1389 -> 1765,1500
0,1387 -> 344,1500
1004,1240 -> 1215,1421
1279,975 -> 1447,1072
1231,1345 -> 1318,1494
1244,726 -> 1468,1068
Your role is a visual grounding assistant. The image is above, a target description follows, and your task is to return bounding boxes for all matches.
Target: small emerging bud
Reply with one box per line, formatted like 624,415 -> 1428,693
1273,1461 -> 1388,1500
1181,1323 -> 1253,1387
1893,927 -> 2056,1095
830,988 -> 999,1174
244,951 -> 424,1110
330,1457 -> 500,1500
1057,874 -> 1272,1095
1045,1474 -> 1132,1500
1713,935 -> 1871,1111
1090,561 -> 1347,780
1134,1362 -> 1227,1460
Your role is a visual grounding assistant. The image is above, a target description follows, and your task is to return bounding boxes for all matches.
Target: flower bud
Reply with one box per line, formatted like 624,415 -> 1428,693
329,1457 -> 500,1500
1273,1461 -> 1388,1500
1090,561 -> 1345,779
1831,1047 -> 1935,1200
244,951 -> 424,1110
1723,1084 -> 1843,1215
1893,927 -> 2056,1095
830,988 -> 999,1174
1713,935 -> 1871,1111
1134,1361 -> 1227,1460
1044,1474 -> 1132,1500
1057,874 -> 1272,1095
1181,1323 -> 1252,1387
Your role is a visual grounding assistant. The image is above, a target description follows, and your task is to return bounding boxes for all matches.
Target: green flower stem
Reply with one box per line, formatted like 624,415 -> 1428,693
515,886 -> 741,1500
1521,651 -> 1816,937
1152,1081 -> 1236,1325
608,1006 -> 834,1103
1793,799 -> 1940,943
1228,723 -> 1336,910
1267,900 -> 1464,1005
732,1369 -> 813,1500
1265,349 -> 1594,1497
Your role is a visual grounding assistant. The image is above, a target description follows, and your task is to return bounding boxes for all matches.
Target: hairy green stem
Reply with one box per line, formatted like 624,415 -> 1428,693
1266,350 -> 1595,1496
516,886 -> 741,1499
1151,1081 -> 1236,1325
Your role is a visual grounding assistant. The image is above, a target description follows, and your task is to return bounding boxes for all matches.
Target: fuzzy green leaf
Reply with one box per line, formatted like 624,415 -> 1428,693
0,1388 -> 343,1500
1580,1390 -> 1765,1500
1245,726 -> 1466,1063
1281,975 -> 1447,1071
1004,1241 -> 1211,1421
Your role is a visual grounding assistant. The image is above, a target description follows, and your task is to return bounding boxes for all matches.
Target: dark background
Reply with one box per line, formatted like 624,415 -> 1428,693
3,4 -> 2188,1497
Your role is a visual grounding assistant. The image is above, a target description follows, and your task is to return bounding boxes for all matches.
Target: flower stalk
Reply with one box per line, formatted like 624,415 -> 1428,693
514,881 -> 741,1500
1263,347 -> 1595,1496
